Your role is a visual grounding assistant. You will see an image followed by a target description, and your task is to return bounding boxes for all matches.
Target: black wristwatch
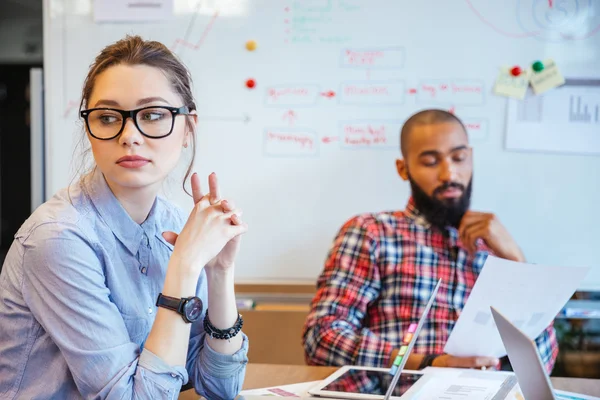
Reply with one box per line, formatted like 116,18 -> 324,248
418,353 -> 442,369
156,293 -> 203,323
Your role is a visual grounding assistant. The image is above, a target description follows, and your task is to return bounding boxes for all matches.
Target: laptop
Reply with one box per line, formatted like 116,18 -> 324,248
307,279 -> 442,400
490,306 -> 562,400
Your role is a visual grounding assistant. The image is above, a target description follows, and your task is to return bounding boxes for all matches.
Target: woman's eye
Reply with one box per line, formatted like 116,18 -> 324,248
99,115 -> 119,124
141,112 -> 164,121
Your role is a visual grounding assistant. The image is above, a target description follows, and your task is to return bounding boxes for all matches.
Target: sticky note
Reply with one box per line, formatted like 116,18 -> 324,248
493,67 -> 530,100
245,40 -> 257,51
407,323 -> 418,333
403,333 -> 413,344
529,59 -> 565,95
399,345 -> 408,356
393,355 -> 403,366
389,365 -> 398,375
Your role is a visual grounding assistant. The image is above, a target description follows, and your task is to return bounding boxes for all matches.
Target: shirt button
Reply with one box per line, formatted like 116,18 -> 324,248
148,307 -> 153,314
141,267 -> 147,274
170,373 -> 177,378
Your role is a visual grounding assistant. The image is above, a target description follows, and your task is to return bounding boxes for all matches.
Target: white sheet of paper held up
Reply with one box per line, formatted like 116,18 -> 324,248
444,256 -> 589,358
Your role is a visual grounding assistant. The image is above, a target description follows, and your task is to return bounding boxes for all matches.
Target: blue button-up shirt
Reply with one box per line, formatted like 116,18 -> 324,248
0,171 -> 248,400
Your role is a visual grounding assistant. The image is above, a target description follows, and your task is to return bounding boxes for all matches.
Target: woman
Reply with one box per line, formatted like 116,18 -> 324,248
0,35 -> 248,399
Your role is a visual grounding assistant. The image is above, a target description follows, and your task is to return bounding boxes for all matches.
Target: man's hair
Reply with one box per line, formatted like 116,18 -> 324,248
400,109 -> 467,157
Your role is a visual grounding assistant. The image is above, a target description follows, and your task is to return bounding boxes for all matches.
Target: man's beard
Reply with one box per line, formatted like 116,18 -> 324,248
408,174 -> 472,230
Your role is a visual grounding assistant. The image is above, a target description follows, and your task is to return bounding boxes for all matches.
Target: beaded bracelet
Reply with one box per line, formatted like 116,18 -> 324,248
203,311 -> 244,340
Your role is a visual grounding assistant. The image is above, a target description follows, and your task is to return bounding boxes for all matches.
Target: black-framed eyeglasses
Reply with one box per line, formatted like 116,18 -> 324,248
80,105 -> 191,140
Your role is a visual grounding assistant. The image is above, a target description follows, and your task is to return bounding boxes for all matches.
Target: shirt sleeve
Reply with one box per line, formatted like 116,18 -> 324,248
534,322 -> 559,374
302,216 -> 394,367
21,222 -> 187,400
185,272 -> 249,400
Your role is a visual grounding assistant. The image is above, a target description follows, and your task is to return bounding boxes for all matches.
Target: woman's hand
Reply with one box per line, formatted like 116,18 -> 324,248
163,172 -> 247,276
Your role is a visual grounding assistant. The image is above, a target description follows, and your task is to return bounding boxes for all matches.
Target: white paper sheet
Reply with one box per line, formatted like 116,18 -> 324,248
444,256 -> 589,358
555,389 -> 600,400
93,0 -> 173,22
505,385 -> 600,400
239,380 -> 322,397
411,368 -> 516,400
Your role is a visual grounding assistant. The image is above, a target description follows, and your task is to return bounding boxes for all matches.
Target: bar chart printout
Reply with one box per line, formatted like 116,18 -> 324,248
506,79 -> 600,155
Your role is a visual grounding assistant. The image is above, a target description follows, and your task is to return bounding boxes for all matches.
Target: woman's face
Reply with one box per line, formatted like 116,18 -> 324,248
85,64 -> 192,194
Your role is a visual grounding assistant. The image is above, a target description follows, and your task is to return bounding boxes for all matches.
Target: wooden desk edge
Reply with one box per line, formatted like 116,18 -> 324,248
179,364 -> 600,399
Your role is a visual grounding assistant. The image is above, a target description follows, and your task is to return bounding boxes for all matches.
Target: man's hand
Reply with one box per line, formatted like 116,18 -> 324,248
458,211 -> 525,262
432,354 -> 500,369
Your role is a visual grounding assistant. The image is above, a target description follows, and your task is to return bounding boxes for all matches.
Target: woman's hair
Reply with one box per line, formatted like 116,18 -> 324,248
74,34 -> 197,195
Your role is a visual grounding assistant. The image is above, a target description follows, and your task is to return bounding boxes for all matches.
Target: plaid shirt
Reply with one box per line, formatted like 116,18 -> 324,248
303,198 -> 558,373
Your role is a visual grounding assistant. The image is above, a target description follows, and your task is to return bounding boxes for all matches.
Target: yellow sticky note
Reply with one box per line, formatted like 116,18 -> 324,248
493,67 -> 530,100
514,392 -> 525,400
529,59 -> 565,95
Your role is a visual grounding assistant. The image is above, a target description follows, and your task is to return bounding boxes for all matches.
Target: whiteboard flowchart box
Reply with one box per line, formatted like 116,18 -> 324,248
338,81 -> 406,106
265,84 -> 321,107
263,129 -> 319,157
417,80 -> 485,106
340,47 -> 405,69
338,120 -> 401,149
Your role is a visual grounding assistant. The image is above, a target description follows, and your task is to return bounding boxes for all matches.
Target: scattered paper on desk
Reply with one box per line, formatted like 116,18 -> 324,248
93,0 -> 174,22
530,59 -> 565,95
555,389 -> 600,400
410,370 -> 511,400
444,256 -> 589,358
239,381 -> 321,397
493,68 -> 530,100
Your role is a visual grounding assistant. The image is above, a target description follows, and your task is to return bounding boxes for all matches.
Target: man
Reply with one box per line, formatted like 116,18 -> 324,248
302,109 -> 558,371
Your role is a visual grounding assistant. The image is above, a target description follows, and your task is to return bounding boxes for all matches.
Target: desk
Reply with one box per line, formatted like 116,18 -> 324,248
179,364 -> 600,398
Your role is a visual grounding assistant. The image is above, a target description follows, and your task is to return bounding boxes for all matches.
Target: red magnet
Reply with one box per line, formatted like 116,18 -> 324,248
510,66 -> 522,77
246,79 -> 256,89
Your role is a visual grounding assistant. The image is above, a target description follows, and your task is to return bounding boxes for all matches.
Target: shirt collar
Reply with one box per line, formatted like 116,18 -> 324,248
85,170 -> 159,255
405,197 -> 431,229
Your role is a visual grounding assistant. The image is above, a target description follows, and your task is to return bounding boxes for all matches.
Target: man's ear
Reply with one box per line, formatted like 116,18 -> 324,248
396,159 -> 409,181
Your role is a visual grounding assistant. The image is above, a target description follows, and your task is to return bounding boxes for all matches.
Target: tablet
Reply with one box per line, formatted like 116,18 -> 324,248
308,365 -> 433,400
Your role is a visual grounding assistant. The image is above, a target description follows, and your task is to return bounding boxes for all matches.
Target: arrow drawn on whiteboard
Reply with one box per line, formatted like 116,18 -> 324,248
282,110 -> 297,125
322,136 -> 339,144
197,114 -> 251,124
320,90 -> 336,98
63,100 -> 79,118
172,10 -> 220,52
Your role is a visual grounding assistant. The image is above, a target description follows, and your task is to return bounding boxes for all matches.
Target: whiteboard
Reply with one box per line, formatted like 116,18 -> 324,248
44,0 -> 600,289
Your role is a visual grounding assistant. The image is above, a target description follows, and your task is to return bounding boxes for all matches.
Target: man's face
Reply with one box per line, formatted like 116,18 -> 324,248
396,121 -> 473,228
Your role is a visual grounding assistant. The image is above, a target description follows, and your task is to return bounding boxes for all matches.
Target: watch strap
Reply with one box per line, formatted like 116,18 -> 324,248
156,293 -> 184,313
418,353 -> 442,369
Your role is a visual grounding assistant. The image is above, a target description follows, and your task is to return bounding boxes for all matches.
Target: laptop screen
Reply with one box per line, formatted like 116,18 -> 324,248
383,279 -> 442,399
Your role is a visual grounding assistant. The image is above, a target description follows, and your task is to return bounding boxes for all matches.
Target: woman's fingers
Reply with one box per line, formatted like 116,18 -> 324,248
230,214 -> 242,225
221,208 -> 243,221
208,172 -> 220,204
191,172 -> 203,204
221,200 -> 236,213
226,221 -> 249,237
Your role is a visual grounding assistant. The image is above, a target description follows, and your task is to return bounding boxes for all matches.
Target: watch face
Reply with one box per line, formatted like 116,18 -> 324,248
183,297 -> 203,322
